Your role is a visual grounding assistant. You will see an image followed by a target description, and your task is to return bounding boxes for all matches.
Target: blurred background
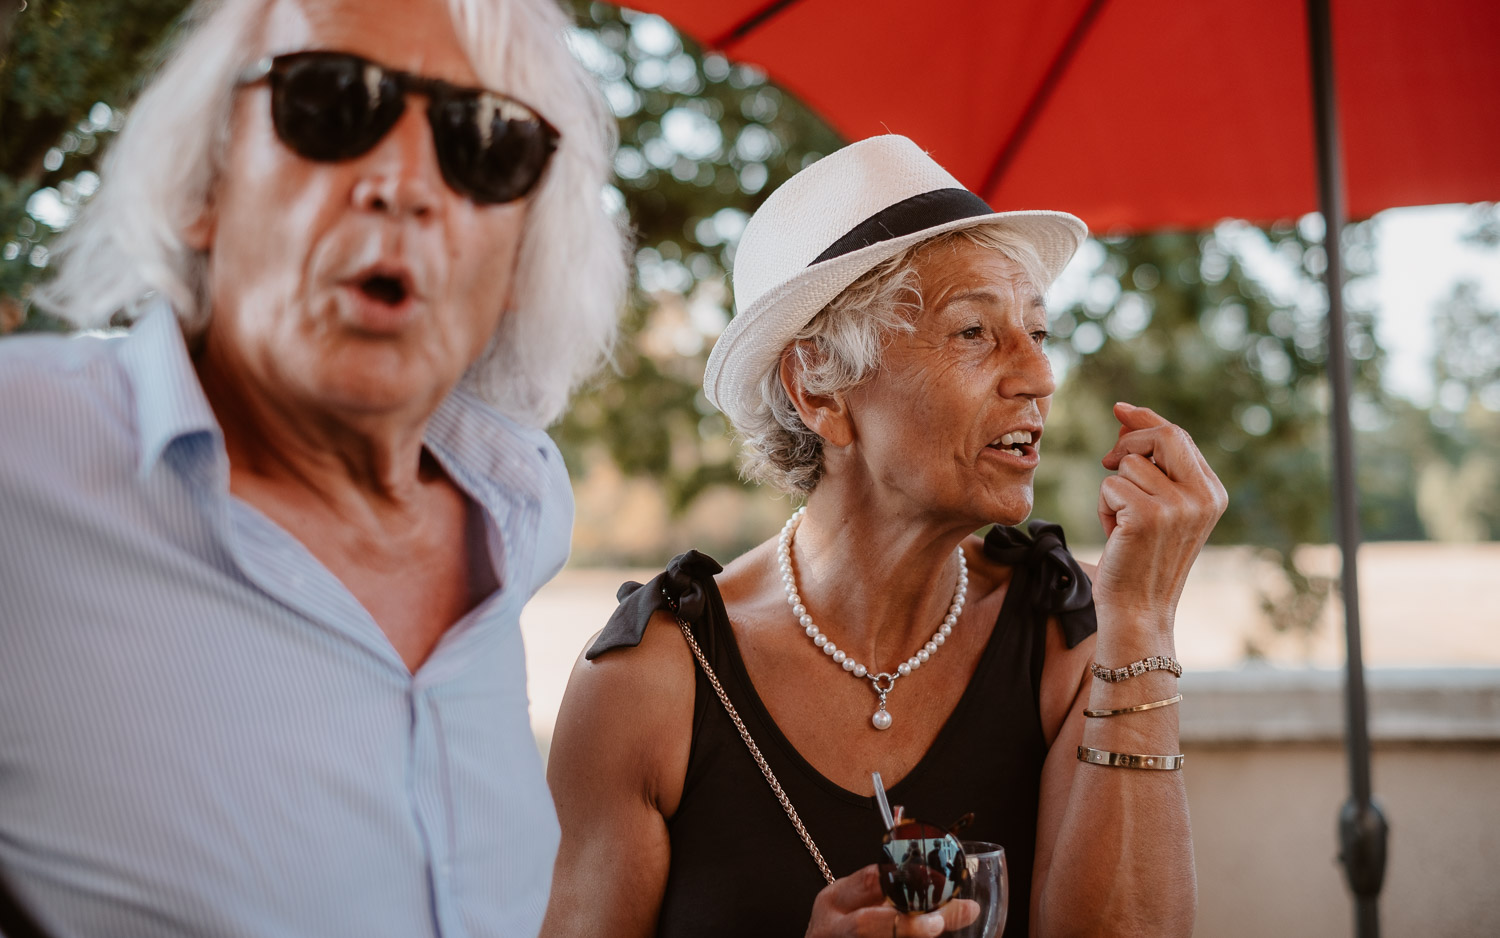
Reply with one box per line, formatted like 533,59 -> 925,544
2,1 -> 1497,934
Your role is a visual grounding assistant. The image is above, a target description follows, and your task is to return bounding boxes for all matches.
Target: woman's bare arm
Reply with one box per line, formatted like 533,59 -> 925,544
1030,626 -> 1194,938
1030,403 -> 1225,937
539,611 -> 695,938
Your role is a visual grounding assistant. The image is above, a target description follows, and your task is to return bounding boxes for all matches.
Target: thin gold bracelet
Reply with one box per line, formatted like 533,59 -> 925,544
1084,693 -> 1183,718
1077,746 -> 1185,770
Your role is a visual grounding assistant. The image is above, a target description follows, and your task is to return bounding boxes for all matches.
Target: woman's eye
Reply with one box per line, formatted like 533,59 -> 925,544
1030,329 -> 1052,345
958,326 -> 984,340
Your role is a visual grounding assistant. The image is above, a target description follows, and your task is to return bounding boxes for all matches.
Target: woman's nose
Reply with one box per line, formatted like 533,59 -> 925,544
999,333 -> 1056,400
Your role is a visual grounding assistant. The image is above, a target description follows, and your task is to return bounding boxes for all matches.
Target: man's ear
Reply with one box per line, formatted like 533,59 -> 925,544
181,198 -> 216,252
779,342 -> 853,448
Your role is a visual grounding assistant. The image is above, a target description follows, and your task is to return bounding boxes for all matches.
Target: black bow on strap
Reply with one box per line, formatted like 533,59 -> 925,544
586,550 -> 724,659
983,521 -> 1097,648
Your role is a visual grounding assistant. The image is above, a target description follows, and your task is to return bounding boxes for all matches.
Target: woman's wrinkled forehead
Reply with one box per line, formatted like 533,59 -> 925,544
911,240 -> 1044,317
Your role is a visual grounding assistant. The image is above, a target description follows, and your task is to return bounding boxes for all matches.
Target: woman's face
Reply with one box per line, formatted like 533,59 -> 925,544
838,239 -> 1055,527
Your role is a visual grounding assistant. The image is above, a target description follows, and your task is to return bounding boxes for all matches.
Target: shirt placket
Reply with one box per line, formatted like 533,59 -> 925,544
410,683 -> 465,938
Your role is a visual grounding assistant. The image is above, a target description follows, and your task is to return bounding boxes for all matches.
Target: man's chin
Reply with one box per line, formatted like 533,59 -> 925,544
297,363 -> 456,422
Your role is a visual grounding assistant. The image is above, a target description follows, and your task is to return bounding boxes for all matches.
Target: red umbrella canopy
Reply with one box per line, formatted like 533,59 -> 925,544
629,0 -> 1500,233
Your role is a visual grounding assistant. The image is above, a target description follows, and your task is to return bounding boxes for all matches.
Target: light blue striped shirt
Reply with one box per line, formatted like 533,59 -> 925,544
0,303 -> 572,937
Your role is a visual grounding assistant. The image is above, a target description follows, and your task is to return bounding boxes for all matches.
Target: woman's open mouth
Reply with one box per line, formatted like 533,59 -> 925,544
987,430 -> 1037,458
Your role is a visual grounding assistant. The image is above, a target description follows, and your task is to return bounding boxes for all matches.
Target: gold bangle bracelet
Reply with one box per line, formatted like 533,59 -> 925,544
1077,746 -> 1185,770
1084,693 -> 1183,718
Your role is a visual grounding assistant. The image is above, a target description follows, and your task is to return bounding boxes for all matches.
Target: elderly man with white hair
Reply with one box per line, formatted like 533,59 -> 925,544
0,0 -> 625,934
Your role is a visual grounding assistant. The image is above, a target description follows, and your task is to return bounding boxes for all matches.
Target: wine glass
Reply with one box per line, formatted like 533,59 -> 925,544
950,841 -> 1007,938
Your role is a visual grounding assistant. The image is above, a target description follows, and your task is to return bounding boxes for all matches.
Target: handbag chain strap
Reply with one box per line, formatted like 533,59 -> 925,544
673,613 -> 835,885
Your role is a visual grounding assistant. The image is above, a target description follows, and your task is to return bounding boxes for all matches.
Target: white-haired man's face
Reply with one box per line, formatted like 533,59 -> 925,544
189,0 -> 529,425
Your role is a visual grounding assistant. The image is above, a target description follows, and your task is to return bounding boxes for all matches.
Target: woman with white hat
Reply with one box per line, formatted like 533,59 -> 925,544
542,135 -> 1221,937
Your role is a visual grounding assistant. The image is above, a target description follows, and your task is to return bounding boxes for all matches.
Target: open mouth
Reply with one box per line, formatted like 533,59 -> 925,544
987,430 -> 1037,458
357,273 -> 410,306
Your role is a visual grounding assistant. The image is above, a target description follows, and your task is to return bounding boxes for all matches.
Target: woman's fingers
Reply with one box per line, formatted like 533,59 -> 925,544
1113,452 -> 1173,495
1093,402 -> 1229,617
1102,409 -> 1211,482
1102,404 -> 1224,504
813,866 -> 885,915
804,866 -> 978,937
845,907 -> 946,937
938,898 -> 981,931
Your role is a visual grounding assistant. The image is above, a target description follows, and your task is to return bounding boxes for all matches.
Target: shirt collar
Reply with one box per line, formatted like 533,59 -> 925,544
424,386 -> 553,510
115,299 -> 221,479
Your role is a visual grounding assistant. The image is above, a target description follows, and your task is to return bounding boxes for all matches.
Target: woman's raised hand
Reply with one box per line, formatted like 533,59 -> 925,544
1093,401 -> 1228,627
803,866 -> 980,938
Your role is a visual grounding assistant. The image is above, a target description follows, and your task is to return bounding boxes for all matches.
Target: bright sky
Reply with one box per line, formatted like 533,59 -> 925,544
1367,204 -> 1500,405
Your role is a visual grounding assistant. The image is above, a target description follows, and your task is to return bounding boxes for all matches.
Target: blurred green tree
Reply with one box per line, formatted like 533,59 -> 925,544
549,3 -> 841,511
0,0 -> 191,324
1415,275 -> 1500,540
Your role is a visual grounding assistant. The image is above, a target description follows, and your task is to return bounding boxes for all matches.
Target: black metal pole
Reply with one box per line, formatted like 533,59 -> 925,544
1303,2 -> 1389,936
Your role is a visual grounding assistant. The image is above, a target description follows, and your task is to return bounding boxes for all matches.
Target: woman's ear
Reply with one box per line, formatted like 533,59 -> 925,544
780,342 -> 854,448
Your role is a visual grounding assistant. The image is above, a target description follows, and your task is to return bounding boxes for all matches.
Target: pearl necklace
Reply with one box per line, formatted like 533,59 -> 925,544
777,506 -> 967,730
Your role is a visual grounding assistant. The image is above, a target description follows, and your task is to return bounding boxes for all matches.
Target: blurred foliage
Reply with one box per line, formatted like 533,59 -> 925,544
549,2 -> 842,510
1432,279 -> 1500,412
0,0 -> 190,318
0,0 -> 1494,631
1419,260 -> 1500,540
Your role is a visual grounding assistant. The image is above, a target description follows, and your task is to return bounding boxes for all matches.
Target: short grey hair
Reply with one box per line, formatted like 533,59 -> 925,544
36,0 -> 629,428
736,225 -> 1050,494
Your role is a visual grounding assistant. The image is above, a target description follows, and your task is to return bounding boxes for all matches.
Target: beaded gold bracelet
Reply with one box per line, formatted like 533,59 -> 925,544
1077,746 -> 1185,770
1090,655 -> 1182,683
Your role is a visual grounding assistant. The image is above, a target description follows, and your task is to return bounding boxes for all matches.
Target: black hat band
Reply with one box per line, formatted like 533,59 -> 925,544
809,188 -> 995,266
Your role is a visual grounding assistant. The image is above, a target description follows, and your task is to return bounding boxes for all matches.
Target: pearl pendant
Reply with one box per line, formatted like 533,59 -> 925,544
778,506 -> 964,731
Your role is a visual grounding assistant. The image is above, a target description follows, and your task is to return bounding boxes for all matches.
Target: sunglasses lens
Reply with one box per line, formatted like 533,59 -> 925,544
429,91 -> 557,204
270,54 -> 404,161
878,822 -> 969,913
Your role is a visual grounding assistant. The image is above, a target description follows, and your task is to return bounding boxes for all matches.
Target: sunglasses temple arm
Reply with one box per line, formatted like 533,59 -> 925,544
871,771 -> 896,831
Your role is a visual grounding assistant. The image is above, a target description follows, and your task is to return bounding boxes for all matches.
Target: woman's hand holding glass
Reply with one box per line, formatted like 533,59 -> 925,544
802,866 -> 980,938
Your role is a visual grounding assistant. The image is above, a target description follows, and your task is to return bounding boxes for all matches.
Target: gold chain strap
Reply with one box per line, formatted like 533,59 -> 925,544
674,615 -> 836,885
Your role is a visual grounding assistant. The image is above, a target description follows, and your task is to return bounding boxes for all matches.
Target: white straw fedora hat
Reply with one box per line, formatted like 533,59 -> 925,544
704,134 -> 1087,430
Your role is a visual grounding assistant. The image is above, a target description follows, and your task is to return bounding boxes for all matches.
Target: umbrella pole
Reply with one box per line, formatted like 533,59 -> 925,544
1303,1 -> 1390,936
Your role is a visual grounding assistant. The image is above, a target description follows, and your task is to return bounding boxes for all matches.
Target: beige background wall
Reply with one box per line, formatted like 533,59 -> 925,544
1187,741 -> 1500,938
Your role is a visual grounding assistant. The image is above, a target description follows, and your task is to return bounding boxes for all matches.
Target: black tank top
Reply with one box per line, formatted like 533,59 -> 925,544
586,521 -> 1097,938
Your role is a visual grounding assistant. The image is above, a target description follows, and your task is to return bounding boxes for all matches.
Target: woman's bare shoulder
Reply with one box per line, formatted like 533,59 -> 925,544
550,606 -> 698,816
711,536 -> 788,632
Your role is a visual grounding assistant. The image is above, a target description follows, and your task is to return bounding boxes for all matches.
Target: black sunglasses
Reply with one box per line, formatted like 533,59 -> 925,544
872,772 -> 974,914
237,51 -> 560,205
